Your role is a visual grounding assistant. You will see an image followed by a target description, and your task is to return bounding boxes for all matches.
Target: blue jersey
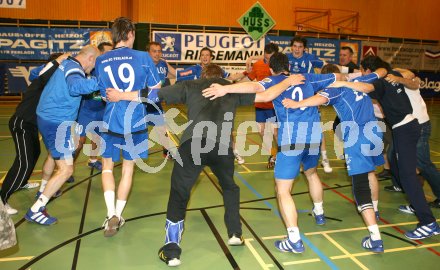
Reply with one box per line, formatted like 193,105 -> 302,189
176,64 -> 229,81
259,73 -> 335,146
29,64 -> 45,81
156,59 -> 169,86
79,69 -> 106,113
95,47 -> 161,134
319,73 -> 379,128
287,52 -> 324,74
37,57 -> 98,123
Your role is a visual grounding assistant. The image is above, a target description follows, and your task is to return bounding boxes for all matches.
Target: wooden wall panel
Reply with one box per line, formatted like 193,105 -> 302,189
0,0 -> 121,22
134,0 -> 439,40
0,0 -> 438,40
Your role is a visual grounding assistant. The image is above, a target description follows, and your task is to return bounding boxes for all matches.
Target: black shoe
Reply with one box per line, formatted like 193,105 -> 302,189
384,185 -> 403,193
429,199 -> 440,208
158,243 -> 182,267
378,169 -> 391,179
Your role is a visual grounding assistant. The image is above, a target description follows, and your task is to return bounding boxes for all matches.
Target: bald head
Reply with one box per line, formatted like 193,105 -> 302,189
76,45 -> 100,74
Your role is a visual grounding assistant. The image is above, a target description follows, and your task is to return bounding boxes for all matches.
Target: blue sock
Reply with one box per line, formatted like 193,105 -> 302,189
165,219 -> 184,245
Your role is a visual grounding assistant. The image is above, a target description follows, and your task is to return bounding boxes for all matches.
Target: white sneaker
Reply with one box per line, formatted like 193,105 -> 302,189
228,234 -> 244,246
234,152 -> 245,165
321,159 -> 333,173
21,182 -> 40,189
5,203 -> 18,215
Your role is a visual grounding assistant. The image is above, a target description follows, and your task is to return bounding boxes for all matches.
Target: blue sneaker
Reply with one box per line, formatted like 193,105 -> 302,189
375,211 -> 380,221
35,190 -> 62,199
24,206 -> 57,225
66,176 -> 75,183
404,222 -> 440,240
274,238 -> 305,253
398,205 -> 415,215
88,160 -> 102,171
312,208 -> 326,225
361,236 -> 384,253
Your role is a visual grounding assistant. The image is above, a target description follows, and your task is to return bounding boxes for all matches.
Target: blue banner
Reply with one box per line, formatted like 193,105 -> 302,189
0,27 -> 111,60
265,35 -> 361,66
4,62 -> 42,93
417,71 -> 440,98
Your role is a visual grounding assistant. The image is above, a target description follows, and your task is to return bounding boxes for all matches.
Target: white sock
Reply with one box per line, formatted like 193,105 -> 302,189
372,200 -> 379,212
89,159 -> 97,163
287,226 -> 301,243
39,179 -> 48,193
313,202 -> 324,215
31,195 -> 49,212
368,224 -> 381,241
321,150 -> 328,160
115,200 -> 127,219
104,190 -> 116,218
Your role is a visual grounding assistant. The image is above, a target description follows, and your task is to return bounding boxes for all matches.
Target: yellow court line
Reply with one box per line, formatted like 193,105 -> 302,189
322,233 -> 369,270
331,242 -> 440,260
283,258 -> 321,266
240,164 -> 252,173
238,170 -> 274,174
430,150 -> 440,155
263,219 -> 440,239
166,130 -> 179,148
0,170 -> 42,174
0,256 -> 34,262
0,135 -> 12,138
244,238 -> 274,270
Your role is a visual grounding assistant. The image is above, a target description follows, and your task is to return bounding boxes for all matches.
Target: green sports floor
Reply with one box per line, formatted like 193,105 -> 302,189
0,101 -> 440,270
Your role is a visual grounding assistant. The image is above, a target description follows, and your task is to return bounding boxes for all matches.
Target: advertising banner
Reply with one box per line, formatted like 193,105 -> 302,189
153,31 -> 265,63
4,62 -> 41,93
0,27 -> 111,60
362,42 -> 440,71
416,71 -> 440,98
265,35 -> 361,65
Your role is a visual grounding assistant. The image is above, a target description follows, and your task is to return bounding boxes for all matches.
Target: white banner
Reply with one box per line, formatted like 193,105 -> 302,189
0,0 -> 26,9
362,42 -> 440,71
153,31 -> 265,64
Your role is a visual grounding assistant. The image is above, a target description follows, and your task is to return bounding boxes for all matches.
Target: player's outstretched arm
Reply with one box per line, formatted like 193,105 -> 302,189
328,81 -> 374,93
202,82 -> 264,100
282,94 -> 327,109
255,74 -> 305,103
385,73 -> 420,90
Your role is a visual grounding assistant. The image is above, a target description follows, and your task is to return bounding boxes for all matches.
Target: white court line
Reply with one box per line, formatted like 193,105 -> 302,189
0,256 -> 34,262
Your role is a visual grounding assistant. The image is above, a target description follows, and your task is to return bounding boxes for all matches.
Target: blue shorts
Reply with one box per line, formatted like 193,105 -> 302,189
145,103 -> 165,126
344,124 -> 385,176
274,148 -> 320,179
255,108 -> 277,123
77,108 -> 104,137
37,117 -> 75,160
101,132 -> 149,162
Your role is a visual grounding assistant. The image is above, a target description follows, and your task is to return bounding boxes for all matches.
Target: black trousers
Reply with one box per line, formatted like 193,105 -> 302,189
390,119 -> 436,225
0,115 -> 41,204
166,138 -> 241,236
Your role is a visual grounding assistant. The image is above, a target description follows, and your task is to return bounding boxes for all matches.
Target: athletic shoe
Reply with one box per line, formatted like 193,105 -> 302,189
377,169 -> 392,179
384,185 -> 403,192
398,205 -> 415,215
234,152 -> 245,165
361,236 -> 384,253
66,176 -> 75,183
274,238 -> 305,253
321,159 -> 333,173
5,203 -> 18,215
312,208 -> 326,225
24,206 -> 57,225
102,215 -> 123,237
266,155 -> 276,169
428,199 -> 440,208
21,182 -> 40,190
88,160 -> 102,171
158,243 -> 181,267
35,190 -> 62,200
375,211 -> 380,221
228,233 -> 244,246
404,222 -> 440,240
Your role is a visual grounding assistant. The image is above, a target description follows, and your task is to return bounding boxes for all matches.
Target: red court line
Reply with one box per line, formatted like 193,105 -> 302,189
321,181 -> 440,256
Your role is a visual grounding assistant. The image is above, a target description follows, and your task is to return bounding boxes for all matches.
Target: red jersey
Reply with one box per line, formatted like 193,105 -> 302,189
247,60 -> 273,109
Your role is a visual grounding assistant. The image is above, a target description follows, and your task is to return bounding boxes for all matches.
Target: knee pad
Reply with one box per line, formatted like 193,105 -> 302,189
352,173 -> 373,213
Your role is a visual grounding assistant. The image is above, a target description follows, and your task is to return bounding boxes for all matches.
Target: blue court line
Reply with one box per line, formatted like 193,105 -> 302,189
234,172 -> 339,270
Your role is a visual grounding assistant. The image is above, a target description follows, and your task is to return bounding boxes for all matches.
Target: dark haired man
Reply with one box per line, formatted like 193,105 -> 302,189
94,16 -> 161,237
